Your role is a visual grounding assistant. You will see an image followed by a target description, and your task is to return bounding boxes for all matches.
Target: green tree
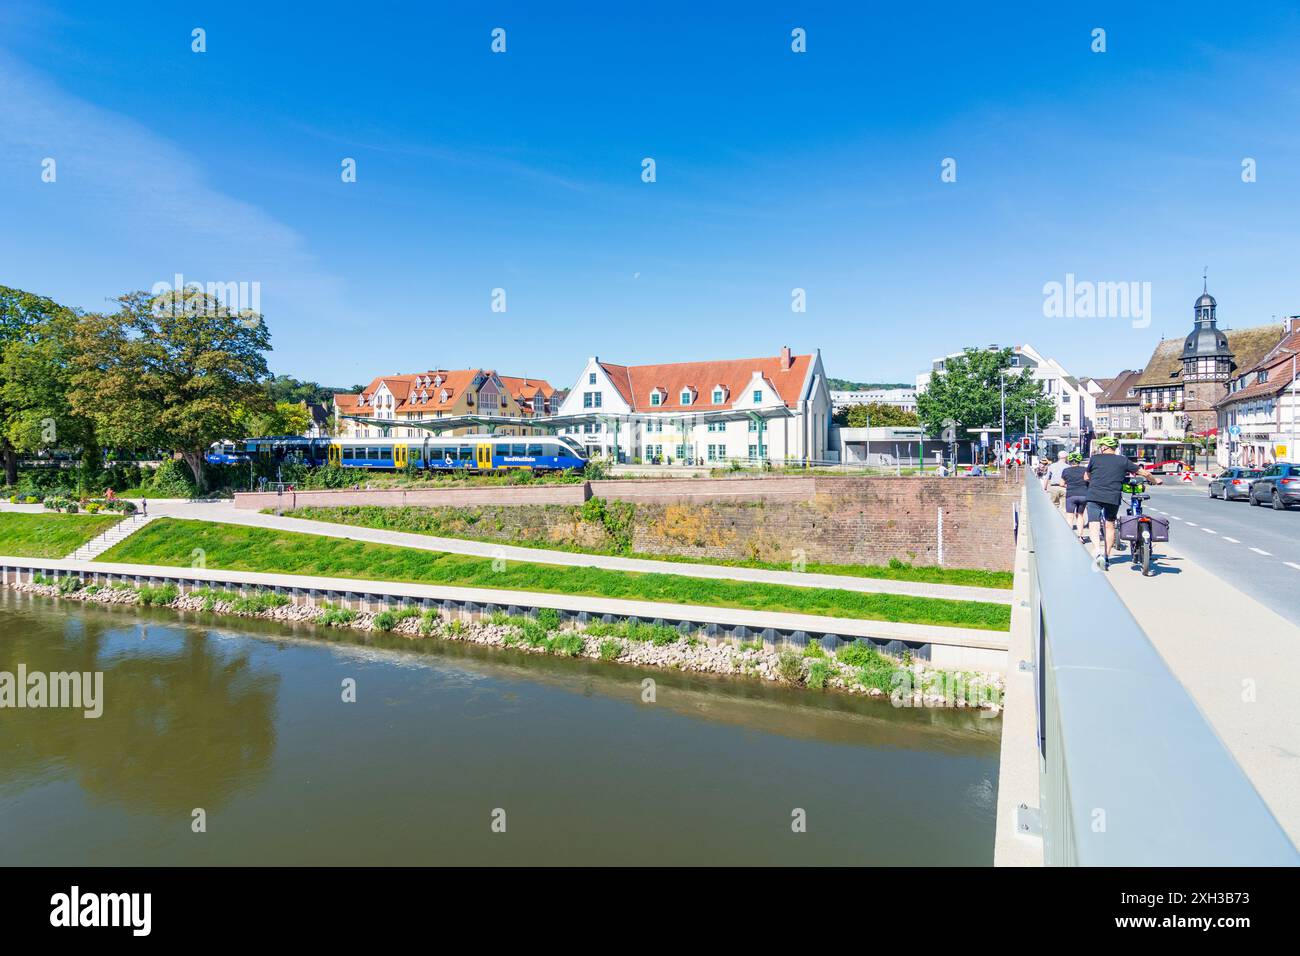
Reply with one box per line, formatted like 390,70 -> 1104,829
915,348 -> 1056,438
0,286 -> 95,485
834,402 -> 920,428
69,289 -> 272,492
233,399 -> 312,437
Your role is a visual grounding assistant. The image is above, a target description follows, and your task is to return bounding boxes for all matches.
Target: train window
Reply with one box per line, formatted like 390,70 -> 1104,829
378,446 -> 392,462
512,443 -> 526,456
527,443 -> 544,456
458,446 -> 474,461
343,447 -> 355,460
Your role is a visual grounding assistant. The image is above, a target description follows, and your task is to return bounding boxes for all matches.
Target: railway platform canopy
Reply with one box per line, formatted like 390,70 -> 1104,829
342,406 -> 795,437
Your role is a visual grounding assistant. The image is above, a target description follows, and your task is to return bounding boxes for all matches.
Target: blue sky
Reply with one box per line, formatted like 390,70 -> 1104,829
2,1 -> 1299,390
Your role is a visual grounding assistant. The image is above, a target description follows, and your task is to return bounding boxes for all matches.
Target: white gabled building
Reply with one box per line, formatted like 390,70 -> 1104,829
556,346 -> 832,465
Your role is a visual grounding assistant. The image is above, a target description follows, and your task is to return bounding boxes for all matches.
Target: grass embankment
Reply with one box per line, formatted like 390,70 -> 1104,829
280,505 -> 1014,590
0,512 -> 123,558
97,519 -> 1010,631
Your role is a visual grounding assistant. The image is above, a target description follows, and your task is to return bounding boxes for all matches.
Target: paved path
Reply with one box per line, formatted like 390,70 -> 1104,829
1140,483 -> 1300,626
1049,501 -> 1300,846
122,499 -> 1012,605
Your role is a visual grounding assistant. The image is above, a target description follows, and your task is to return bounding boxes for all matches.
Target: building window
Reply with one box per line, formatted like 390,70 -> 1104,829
751,389 -> 763,403
747,444 -> 766,460
583,391 -> 602,409
650,392 -> 662,406
707,421 -> 724,432
588,372 -> 597,385
747,419 -> 758,432
680,390 -> 693,405
712,388 -> 724,404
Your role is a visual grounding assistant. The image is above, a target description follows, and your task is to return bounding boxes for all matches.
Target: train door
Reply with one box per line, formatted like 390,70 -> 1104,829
328,443 -> 341,466
476,442 -> 494,469
394,443 -> 409,469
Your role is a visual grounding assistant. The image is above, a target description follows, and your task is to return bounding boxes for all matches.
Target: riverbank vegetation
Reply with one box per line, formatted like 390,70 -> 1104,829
0,512 -> 122,557
280,504 -> 1014,590
6,578 -> 1002,707
97,518 -> 1011,630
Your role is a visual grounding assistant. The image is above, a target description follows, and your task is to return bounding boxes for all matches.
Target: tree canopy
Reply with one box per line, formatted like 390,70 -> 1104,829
68,289 -> 273,491
833,402 -> 920,428
915,348 -> 1057,438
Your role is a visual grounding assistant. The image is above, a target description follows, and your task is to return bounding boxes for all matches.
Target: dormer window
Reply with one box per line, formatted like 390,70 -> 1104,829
680,389 -> 693,406
711,386 -> 727,404
439,389 -> 449,403
649,388 -> 665,407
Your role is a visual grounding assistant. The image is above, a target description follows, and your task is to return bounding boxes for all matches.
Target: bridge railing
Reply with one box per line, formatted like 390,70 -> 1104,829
1023,476 -> 1297,865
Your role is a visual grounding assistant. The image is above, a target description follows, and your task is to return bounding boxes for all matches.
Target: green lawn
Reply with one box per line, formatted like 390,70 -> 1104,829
0,512 -> 123,557
280,505 -> 1014,590
99,518 -> 1010,631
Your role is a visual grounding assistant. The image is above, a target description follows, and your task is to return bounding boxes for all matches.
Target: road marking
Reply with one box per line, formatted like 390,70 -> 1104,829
1250,547 -> 1271,556
1202,528 -> 1217,534
1169,515 -> 1181,520
1185,521 -> 1198,527
1287,562 -> 1300,572
1223,536 -> 1240,543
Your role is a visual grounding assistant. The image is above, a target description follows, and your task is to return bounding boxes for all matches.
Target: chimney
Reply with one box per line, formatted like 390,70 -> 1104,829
780,345 -> 792,370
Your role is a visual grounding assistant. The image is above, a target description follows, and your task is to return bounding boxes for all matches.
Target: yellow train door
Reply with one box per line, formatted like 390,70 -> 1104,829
476,442 -> 493,469
394,443 -> 409,468
328,443 -> 341,466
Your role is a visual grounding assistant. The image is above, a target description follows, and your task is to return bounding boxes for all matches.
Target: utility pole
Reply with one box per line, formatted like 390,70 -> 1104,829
1000,371 -> 1007,481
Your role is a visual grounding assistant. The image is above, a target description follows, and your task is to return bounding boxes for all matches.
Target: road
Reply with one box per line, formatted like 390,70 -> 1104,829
1140,480 -> 1300,626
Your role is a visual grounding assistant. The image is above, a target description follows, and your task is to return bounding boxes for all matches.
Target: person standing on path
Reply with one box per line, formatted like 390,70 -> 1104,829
1084,436 -> 1161,571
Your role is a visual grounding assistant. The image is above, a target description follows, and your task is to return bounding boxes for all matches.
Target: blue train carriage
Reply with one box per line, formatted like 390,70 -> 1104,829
323,434 -> 587,471
205,441 -> 252,465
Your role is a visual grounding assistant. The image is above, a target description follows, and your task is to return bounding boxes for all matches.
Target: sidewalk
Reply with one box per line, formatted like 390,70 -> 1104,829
128,499 -> 1013,605
1065,509 -> 1300,845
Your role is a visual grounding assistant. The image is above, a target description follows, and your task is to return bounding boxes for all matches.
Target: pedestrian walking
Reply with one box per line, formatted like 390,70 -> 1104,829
1042,450 -> 1069,510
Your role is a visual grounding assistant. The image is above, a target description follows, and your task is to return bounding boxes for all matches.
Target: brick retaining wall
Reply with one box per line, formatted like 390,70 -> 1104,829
237,475 -> 1017,570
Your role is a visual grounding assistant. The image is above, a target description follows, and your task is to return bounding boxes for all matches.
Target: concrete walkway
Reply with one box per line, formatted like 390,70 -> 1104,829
125,499 -> 1013,605
1052,504 -> 1300,846
1,555 -> 1009,663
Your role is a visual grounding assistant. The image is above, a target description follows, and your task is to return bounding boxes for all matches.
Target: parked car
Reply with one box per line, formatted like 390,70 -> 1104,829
1247,462 -> 1300,510
1209,467 -> 1263,500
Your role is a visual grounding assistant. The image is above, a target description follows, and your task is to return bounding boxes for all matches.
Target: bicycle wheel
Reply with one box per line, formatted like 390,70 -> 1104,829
1141,538 -> 1152,576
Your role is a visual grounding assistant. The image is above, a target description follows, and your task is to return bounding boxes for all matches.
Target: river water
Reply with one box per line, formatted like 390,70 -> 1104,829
0,591 -> 1000,865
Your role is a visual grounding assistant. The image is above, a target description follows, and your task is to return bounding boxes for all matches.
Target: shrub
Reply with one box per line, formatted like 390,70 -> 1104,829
806,660 -> 830,690
598,639 -> 621,661
419,609 -> 440,635
536,607 -> 561,631
836,641 -> 876,668
229,591 -> 291,614
150,458 -> 198,498
803,640 -> 826,659
372,610 -> 398,631
32,572 -> 54,585
775,649 -> 804,683
318,602 -> 357,626
57,576 -> 83,594
137,584 -> 178,606
550,634 -> 585,657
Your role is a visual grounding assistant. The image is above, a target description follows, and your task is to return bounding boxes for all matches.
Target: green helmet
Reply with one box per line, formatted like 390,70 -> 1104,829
1068,452 -> 1083,463
1096,436 -> 1118,449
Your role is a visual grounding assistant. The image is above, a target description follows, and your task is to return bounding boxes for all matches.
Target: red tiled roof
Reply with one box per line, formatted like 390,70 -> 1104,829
1096,369 -> 1144,406
598,352 -> 812,412
1216,329 -> 1300,407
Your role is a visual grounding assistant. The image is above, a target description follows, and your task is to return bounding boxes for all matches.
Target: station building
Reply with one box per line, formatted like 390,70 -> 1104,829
553,346 -> 832,465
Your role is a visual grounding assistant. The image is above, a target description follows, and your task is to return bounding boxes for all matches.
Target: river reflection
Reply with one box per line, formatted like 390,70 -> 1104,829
0,591 -> 1000,865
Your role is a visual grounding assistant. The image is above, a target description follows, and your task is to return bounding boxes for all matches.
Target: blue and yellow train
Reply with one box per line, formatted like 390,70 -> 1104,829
215,434 -> 589,472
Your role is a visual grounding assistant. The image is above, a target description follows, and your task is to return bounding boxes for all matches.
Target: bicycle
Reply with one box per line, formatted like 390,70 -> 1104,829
1118,479 -> 1168,576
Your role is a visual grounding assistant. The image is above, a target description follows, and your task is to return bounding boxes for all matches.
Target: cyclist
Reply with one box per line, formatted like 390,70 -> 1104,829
1061,451 -> 1088,540
1084,435 -> 1162,571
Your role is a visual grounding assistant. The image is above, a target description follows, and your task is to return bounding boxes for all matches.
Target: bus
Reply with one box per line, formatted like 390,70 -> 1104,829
1115,439 -> 1196,474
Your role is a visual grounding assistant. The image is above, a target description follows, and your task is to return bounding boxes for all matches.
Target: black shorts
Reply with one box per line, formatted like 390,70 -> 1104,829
1086,500 -> 1120,523
1065,495 -> 1088,514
